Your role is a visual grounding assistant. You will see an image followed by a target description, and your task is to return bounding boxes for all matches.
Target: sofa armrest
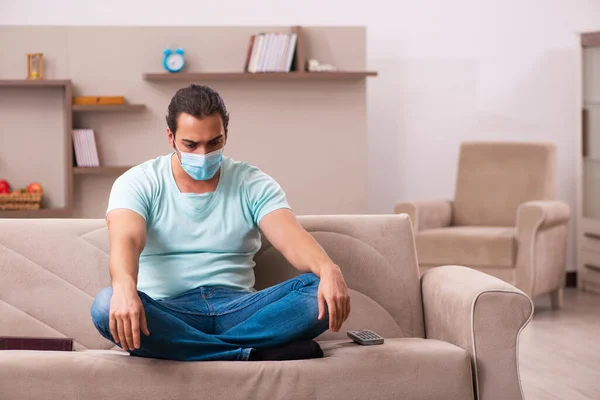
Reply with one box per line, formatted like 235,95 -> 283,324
393,200 -> 452,232
422,265 -> 533,400
515,200 -> 571,297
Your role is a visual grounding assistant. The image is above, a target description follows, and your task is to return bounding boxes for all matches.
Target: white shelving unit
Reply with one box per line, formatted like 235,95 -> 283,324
579,31 -> 600,294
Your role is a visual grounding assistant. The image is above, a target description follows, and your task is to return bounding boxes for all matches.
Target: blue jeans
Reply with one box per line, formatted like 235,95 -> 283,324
91,273 -> 328,361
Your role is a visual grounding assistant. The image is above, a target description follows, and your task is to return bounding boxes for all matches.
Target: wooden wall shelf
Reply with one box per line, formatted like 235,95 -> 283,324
0,79 -> 71,87
0,208 -> 71,218
582,31 -> 600,47
0,79 -> 73,218
73,166 -> 132,175
72,104 -> 146,112
143,72 -> 378,82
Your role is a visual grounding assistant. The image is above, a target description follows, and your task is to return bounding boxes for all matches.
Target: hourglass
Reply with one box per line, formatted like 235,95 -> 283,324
26,53 -> 44,80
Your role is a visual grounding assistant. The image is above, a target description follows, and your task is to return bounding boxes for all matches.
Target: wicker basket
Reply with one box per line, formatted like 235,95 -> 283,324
0,192 -> 43,210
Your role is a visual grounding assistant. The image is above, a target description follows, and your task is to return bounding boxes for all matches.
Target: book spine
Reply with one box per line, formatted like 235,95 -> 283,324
256,33 -> 271,72
272,33 -> 283,72
82,129 -> 91,167
269,33 -> 278,72
265,33 -> 279,72
76,130 -> 87,166
72,130 -> 82,167
244,35 -> 255,72
263,33 -> 272,72
285,33 -> 298,72
279,34 -> 290,72
88,129 -> 100,167
0,337 -> 74,351
250,34 -> 264,73
276,33 -> 286,72
263,33 -> 277,72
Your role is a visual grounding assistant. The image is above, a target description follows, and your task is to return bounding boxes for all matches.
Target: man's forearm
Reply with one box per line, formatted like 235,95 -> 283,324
259,209 -> 340,277
109,237 -> 141,290
282,228 -> 339,278
259,209 -> 350,331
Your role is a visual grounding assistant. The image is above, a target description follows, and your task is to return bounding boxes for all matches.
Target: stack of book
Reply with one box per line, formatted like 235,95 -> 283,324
244,32 -> 298,73
72,129 -> 100,167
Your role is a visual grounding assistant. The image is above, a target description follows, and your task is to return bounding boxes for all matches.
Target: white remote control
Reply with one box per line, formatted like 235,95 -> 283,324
347,329 -> 384,345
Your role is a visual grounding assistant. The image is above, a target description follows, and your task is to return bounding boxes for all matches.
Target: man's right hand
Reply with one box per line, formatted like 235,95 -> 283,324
109,284 -> 150,351
106,209 -> 148,351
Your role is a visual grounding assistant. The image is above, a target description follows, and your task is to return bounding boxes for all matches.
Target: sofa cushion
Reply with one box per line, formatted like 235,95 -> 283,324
416,226 -> 516,268
0,339 -> 473,400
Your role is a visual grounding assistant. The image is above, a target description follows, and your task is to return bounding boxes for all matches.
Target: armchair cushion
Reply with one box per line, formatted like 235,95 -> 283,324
416,226 -> 516,268
453,142 -> 556,227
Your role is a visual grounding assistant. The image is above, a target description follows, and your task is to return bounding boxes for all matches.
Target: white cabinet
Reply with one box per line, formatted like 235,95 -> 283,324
580,32 -> 600,294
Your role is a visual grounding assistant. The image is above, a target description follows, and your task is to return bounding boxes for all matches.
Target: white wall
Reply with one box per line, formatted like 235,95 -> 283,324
2,0 -> 600,270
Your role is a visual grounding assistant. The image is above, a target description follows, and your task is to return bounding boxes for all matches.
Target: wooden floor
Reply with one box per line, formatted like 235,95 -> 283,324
519,288 -> 600,400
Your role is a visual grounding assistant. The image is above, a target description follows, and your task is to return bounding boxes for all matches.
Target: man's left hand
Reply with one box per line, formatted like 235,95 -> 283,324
317,265 -> 351,332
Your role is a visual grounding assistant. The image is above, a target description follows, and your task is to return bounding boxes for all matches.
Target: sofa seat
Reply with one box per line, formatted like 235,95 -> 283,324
0,338 -> 473,400
416,226 -> 516,268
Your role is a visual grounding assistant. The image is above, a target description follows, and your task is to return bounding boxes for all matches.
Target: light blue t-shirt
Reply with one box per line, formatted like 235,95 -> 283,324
106,154 -> 290,299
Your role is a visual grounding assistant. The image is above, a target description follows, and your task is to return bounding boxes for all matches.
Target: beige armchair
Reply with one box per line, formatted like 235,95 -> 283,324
395,142 -> 570,308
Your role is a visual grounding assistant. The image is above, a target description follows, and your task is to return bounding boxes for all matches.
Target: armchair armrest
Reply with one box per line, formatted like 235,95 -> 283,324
422,265 -> 533,400
515,200 -> 571,298
517,200 -> 570,230
393,200 -> 452,232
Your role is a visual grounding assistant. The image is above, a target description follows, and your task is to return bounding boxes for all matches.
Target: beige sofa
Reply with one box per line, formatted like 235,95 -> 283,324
395,142 -> 570,308
0,215 -> 532,400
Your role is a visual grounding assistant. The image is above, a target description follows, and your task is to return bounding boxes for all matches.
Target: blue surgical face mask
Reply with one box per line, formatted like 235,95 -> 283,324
175,144 -> 224,181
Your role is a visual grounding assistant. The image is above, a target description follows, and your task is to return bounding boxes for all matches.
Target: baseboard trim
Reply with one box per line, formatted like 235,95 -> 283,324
566,271 -> 577,288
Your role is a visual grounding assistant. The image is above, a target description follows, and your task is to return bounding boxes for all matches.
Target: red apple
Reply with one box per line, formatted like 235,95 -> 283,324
0,180 -> 10,194
27,182 -> 43,194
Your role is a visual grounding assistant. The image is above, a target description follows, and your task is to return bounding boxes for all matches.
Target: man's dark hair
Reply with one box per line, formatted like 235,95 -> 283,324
166,84 -> 229,135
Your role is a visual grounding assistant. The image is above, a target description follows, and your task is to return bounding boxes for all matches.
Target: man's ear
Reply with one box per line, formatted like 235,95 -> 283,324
167,128 -> 175,147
